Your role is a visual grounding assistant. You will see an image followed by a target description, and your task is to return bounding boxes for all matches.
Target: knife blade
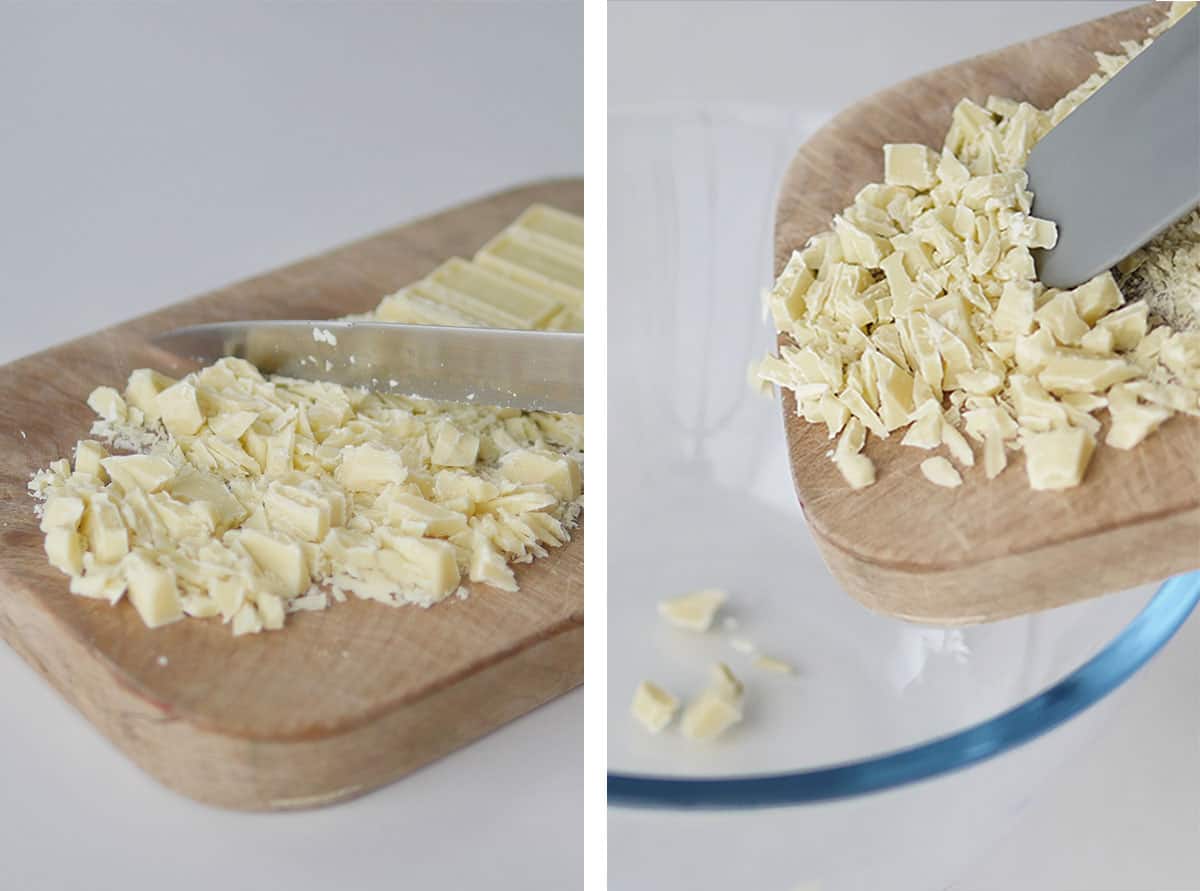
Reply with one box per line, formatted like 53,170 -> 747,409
152,320 -> 584,414
1027,6 -> 1200,289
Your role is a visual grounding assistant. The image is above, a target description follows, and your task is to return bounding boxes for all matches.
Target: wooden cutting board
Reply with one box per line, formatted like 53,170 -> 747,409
0,179 -> 583,810
774,4 -> 1200,624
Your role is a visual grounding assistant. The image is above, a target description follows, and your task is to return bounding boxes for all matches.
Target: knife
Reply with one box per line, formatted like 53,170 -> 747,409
152,320 -> 584,414
1027,6 -> 1200,289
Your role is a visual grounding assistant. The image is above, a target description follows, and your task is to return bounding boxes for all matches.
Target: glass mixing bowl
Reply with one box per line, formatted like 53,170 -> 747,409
607,106 -> 1200,890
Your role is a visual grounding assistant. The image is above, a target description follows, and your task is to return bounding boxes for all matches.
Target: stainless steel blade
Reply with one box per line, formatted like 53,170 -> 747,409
153,321 -> 584,413
1026,7 -> 1200,289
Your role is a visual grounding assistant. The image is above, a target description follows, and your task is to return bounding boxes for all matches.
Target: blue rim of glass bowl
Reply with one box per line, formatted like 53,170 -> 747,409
609,572 -> 1200,810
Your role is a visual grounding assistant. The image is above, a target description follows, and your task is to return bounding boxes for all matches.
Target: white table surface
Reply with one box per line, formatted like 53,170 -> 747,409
0,3 -> 581,889
610,2 -> 1200,889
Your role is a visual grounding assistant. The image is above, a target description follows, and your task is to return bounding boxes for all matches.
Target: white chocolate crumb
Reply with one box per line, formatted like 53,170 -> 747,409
754,654 -> 797,675
729,637 -> 757,655
312,327 -> 338,346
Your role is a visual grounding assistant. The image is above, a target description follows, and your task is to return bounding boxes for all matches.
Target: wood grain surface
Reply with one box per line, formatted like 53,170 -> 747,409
0,179 -> 584,810
774,4 -> 1200,624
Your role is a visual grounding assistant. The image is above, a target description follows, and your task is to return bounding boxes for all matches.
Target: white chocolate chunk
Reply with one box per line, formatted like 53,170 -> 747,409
263,482 -> 332,542
499,449 -> 582,500
236,528 -> 309,597
335,444 -> 408,492
232,602 -> 263,636
257,592 -> 286,630
39,496 -> 84,532
432,422 -> 481,467
1038,357 -> 1138,393
1106,386 -> 1172,450
920,456 -> 963,488
124,553 -> 183,628
73,440 -> 109,479
83,494 -> 130,563
156,381 -> 205,437
44,528 -> 84,575
468,531 -> 518,591
658,588 -> 726,632
1022,428 -> 1095,490
902,401 -> 944,449
101,454 -> 175,493
941,422 -> 975,467
631,681 -> 680,734
181,594 -> 221,618
208,410 -> 257,440
385,492 -> 468,538
993,281 -> 1036,336
834,451 -> 876,490
680,689 -> 743,741
711,662 -> 744,699
124,368 -> 175,422
884,144 -> 939,189
87,386 -> 127,422
1034,292 -> 1089,346
1067,272 -> 1123,324
378,535 -> 461,598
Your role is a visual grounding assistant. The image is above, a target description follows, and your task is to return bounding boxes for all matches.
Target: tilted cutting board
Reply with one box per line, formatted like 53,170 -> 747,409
774,4 -> 1200,624
0,179 -> 583,810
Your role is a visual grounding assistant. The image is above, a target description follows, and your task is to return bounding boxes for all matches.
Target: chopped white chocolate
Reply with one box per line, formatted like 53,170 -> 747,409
499,448 -> 582,501
941,423 -> 975,467
755,8 -> 1200,493
631,681 -> 680,734
658,588 -> 727,632
83,494 -> 129,563
1105,385 -> 1172,449
44,528 -> 84,575
680,689 -> 743,741
1022,428 -> 1095,490
101,454 -> 175,494
124,553 -> 183,628
87,386 -> 126,422
920,456 -> 963,488
73,440 -> 108,479
834,451 -> 876,490
33,206 -> 584,636
232,602 -> 263,636
335,444 -> 409,492
156,381 -> 205,437
884,144 -> 939,190
39,496 -> 84,532
236,528 -> 309,597
711,662 -> 744,699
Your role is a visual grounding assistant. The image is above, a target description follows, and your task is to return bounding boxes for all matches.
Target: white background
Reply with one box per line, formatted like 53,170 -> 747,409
0,3 -> 581,890
610,2 -> 1200,890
